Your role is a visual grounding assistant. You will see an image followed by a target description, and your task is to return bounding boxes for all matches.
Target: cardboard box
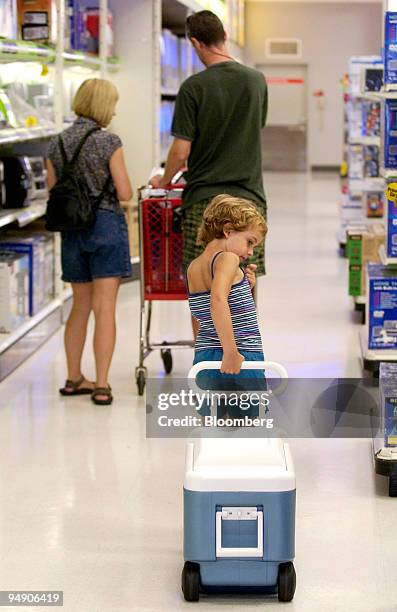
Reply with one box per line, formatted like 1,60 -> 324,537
347,226 -> 385,296
0,252 -> 29,333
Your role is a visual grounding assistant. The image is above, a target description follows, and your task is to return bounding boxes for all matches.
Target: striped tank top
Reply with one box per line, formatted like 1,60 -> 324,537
187,252 -> 263,353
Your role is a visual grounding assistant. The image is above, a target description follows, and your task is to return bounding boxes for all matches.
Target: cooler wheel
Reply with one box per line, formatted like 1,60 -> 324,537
181,561 -> 200,602
278,561 -> 296,602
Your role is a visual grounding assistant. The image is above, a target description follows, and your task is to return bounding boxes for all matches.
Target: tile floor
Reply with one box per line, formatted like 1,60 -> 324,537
0,172 -> 396,612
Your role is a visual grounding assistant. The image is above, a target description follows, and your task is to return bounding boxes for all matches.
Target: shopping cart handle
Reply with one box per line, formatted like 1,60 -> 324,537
188,360 -> 288,380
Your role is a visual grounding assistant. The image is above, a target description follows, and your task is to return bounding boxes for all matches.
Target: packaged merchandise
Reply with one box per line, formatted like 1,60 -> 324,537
68,0 -> 88,52
0,252 -> 29,333
348,145 -> 363,179
384,12 -> 397,87
365,191 -> 384,218
362,101 -> 380,138
348,56 -> 382,97
86,7 -> 113,56
179,37 -> 189,83
161,29 -> 179,90
382,99 -> 397,170
362,66 -> 383,93
160,100 -> 175,161
0,236 -> 46,316
0,0 -> 17,38
347,225 -> 385,296
17,0 -> 51,41
28,157 -> 47,199
363,145 -> 379,177
379,362 -> 397,447
385,193 -> 397,259
368,263 -> 397,349
347,100 -> 362,141
1,156 -> 34,208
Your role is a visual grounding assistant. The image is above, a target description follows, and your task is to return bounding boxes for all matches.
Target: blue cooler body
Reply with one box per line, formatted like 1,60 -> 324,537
182,437 -> 296,601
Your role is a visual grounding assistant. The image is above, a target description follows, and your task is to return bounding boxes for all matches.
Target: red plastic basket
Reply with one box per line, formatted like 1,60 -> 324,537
141,195 -> 187,300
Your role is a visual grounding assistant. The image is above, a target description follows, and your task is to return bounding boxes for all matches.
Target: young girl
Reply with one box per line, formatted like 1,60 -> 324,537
186,194 -> 267,415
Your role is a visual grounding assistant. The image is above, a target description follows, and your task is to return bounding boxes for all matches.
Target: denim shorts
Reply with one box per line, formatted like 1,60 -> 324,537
61,209 -> 132,283
193,348 -> 267,418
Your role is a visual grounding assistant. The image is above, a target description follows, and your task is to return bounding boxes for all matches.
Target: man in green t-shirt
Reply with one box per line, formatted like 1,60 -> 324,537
150,10 -> 267,299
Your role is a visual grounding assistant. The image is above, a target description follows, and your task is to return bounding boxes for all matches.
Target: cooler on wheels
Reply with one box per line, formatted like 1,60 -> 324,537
182,361 -> 296,603
135,185 -> 193,395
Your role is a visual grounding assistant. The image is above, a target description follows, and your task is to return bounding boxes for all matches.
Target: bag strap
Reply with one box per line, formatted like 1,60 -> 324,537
93,173 -> 112,208
59,126 -> 100,168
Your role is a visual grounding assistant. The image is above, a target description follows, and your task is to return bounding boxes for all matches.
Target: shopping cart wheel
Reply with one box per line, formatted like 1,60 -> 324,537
277,561 -> 296,602
389,476 -> 397,497
136,370 -> 146,396
181,561 -> 200,602
161,346 -> 173,374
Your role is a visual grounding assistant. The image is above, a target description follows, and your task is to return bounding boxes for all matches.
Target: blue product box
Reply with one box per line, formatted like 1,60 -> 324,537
0,237 -> 46,317
386,196 -> 397,258
368,264 -> 397,349
385,12 -> 397,86
383,99 -> 397,169
68,0 -> 88,52
379,363 -> 397,447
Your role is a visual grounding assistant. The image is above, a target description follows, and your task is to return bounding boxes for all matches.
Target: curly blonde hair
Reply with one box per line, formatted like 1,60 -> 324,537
197,194 -> 267,246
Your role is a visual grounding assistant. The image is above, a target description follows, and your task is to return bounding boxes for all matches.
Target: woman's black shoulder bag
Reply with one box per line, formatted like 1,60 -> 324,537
45,127 -> 111,232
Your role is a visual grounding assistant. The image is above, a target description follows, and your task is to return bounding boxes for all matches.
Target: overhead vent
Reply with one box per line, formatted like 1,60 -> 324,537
265,38 -> 302,59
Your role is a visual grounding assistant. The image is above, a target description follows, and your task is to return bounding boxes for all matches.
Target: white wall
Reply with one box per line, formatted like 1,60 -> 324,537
245,1 -> 382,167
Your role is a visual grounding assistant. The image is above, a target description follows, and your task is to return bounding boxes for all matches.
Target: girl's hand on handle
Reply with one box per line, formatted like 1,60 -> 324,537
221,351 -> 245,374
245,264 -> 257,289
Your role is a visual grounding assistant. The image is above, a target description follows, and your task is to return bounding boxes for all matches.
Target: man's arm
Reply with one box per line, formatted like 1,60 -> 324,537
150,137 -> 191,188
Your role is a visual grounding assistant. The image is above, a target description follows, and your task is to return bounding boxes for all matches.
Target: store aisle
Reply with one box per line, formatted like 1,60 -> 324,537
0,172 -> 396,612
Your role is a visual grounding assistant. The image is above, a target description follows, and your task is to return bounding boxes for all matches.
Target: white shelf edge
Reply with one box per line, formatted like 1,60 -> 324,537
354,295 -> 366,305
379,244 -> 397,267
361,327 -> 397,359
0,199 -> 47,230
348,137 -> 380,146
0,126 -> 56,146
359,327 -> 397,362
0,298 -> 62,355
131,256 -> 139,264
380,168 -> 397,179
161,88 -> 178,97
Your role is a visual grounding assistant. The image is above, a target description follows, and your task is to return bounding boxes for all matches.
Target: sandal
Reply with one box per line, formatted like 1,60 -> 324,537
91,386 -> 113,406
59,375 -> 94,396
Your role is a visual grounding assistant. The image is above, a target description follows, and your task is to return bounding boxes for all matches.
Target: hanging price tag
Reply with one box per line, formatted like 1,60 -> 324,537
386,182 -> 397,203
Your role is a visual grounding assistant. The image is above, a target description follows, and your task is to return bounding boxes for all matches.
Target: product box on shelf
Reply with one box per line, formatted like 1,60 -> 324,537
348,145 -> 364,179
161,29 -> 179,91
86,7 -> 113,56
347,225 -> 385,296
384,12 -> 397,88
0,251 -> 29,333
363,145 -> 379,178
68,0 -> 88,52
362,101 -> 380,138
368,263 -> 397,349
382,99 -> 397,170
385,194 -> 397,259
348,56 -> 382,97
365,191 -> 384,218
17,0 -> 51,41
379,362 -> 397,447
0,234 -> 50,316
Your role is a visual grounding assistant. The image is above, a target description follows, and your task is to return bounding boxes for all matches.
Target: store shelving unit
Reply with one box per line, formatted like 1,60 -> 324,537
0,0 -> 118,381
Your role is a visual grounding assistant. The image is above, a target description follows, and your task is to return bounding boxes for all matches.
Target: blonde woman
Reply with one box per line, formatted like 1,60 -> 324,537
47,78 -> 132,405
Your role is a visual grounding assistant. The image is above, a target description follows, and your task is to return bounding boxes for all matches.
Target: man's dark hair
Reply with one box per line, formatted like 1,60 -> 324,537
186,10 -> 226,46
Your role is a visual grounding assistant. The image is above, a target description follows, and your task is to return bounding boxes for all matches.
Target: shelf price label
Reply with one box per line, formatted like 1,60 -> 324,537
386,182 -> 397,203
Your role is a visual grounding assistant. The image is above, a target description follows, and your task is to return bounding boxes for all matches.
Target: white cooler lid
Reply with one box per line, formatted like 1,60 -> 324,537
184,438 -> 295,492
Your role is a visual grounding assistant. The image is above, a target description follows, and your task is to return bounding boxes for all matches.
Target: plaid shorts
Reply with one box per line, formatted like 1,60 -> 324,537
182,199 -> 266,275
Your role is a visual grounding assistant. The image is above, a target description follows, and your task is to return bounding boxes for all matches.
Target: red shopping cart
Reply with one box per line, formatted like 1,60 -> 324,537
135,185 -> 194,395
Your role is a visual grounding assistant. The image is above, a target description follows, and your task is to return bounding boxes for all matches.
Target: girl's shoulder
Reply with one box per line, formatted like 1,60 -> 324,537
211,251 -> 240,275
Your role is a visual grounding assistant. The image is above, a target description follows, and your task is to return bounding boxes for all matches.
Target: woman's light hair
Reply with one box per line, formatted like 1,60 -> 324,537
72,78 -> 118,127
197,194 -> 267,246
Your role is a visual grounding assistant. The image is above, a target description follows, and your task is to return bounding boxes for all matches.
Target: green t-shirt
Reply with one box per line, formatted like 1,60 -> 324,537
171,60 -> 268,210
